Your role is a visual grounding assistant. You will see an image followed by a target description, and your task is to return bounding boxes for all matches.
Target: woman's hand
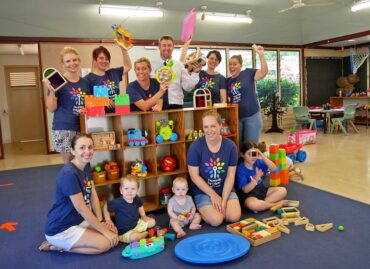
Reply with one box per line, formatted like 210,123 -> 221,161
253,44 -> 265,55
107,98 -> 115,108
104,220 -> 118,234
159,81 -> 169,93
210,193 -> 223,213
103,229 -> 119,248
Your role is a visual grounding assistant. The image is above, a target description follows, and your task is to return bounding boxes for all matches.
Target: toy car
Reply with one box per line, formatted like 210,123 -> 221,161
279,142 -> 307,163
155,118 -> 178,144
122,236 -> 165,259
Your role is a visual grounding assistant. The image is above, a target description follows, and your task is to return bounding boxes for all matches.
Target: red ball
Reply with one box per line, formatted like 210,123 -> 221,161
160,156 -> 177,172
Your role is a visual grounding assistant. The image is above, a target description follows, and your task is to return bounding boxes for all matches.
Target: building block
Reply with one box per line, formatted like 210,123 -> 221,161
294,217 -> 309,226
115,94 -> 130,106
315,223 -> 333,232
287,200 -> 300,207
86,106 -> 105,116
305,223 -> 315,232
93,85 -> 109,97
276,223 -> 290,234
164,233 -> 176,241
115,105 -> 130,115
85,95 -> 109,106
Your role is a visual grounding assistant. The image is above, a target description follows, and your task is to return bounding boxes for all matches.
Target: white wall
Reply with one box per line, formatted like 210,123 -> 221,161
0,54 -> 39,143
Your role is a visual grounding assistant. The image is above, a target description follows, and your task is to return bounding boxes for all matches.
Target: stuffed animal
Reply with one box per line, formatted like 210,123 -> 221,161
184,51 -> 206,72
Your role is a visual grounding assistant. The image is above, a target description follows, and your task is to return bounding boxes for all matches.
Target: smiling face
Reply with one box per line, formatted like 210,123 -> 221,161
207,52 -> 220,71
62,53 -> 80,75
120,179 -> 139,202
202,115 -> 222,142
71,136 -> 94,165
94,52 -> 110,72
229,58 -> 242,78
134,61 -> 151,82
159,39 -> 174,61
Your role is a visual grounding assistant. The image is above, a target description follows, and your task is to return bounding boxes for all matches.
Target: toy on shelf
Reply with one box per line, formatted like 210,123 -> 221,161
220,118 -> 232,136
160,156 -> 177,172
127,128 -> 148,146
92,165 -> 106,184
185,129 -> 203,141
155,59 -> 176,83
193,88 -> 212,108
155,118 -> 178,144
160,187 -> 171,205
43,67 -> 67,92
227,217 -> 281,246
104,161 -> 120,180
122,236 -> 165,259
91,132 -> 121,150
131,159 -> 148,177
112,24 -> 133,50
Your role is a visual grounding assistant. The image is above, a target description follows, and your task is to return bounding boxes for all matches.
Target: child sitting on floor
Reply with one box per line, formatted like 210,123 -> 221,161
103,175 -> 155,243
167,177 -> 202,238
258,141 -> 304,181
236,140 -> 289,213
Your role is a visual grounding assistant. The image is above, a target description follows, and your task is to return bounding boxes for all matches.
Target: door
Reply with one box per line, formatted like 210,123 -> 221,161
5,66 -> 44,142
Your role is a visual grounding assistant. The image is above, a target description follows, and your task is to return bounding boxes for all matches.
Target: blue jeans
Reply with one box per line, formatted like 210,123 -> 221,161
239,112 -> 262,145
194,191 -> 239,209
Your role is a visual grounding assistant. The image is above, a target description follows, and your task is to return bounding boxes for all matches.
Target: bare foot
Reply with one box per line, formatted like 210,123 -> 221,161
177,230 -> 186,238
295,168 -> 304,180
38,241 -> 63,252
189,223 -> 202,230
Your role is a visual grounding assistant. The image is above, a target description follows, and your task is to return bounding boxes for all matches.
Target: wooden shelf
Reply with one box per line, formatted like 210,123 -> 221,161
80,104 -> 239,211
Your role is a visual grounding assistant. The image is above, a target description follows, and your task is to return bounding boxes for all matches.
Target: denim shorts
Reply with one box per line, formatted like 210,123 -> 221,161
194,191 -> 239,209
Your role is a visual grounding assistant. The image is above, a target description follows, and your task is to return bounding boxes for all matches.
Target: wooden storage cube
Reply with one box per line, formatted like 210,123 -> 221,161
124,147 -> 157,179
157,143 -> 186,176
139,178 -> 160,211
154,111 -> 184,143
93,171 -> 106,185
122,114 -> 154,147
91,131 -> 115,150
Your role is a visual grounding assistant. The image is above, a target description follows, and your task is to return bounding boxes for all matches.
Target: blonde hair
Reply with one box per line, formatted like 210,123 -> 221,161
230,55 -> 243,65
173,177 -> 188,187
134,57 -> 152,70
120,175 -> 140,189
202,109 -> 222,125
60,46 -> 79,63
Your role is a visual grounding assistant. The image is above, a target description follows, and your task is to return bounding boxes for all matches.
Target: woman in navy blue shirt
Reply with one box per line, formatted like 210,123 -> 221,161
187,110 -> 241,227
227,45 -> 268,144
39,134 -> 118,254
44,47 -> 90,163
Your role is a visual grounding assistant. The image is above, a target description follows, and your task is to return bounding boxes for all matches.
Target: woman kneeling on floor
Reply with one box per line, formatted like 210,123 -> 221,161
39,134 -> 118,254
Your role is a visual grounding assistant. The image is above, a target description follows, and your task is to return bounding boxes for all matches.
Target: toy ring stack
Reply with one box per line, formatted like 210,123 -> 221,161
155,66 -> 175,83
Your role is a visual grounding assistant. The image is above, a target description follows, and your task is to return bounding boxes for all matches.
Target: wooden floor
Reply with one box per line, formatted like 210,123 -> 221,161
1,126 -> 369,205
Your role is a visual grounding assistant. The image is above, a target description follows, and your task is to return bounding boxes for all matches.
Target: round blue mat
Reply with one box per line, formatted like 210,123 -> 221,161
174,233 -> 250,264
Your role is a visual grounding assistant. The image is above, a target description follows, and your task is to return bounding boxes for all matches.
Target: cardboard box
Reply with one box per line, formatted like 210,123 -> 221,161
226,218 -> 281,246
287,130 -> 316,145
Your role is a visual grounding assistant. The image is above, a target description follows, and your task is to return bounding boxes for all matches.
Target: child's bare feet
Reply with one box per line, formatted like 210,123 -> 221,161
38,241 -> 63,252
295,168 -> 304,180
176,229 -> 186,238
189,223 -> 202,230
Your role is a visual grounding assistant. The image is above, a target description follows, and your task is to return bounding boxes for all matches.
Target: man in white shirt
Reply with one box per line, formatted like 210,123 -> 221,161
151,35 -> 201,109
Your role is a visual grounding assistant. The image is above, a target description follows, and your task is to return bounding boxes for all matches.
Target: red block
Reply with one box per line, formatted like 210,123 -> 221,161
86,106 -> 105,116
115,105 -> 130,115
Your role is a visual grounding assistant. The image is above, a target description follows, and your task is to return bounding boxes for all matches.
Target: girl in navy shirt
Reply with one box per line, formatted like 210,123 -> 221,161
187,110 -> 241,227
43,47 -> 91,163
236,140 -> 288,213
39,134 -> 118,254
227,45 -> 268,144
85,45 -> 132,113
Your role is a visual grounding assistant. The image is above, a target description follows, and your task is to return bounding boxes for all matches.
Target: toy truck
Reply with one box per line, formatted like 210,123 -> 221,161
127,128 -> 148,146
278,142 -> 306,163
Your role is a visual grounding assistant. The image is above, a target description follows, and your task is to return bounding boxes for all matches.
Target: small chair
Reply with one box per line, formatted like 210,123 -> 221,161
330,104 -> 359,135
293,106 -> 316,130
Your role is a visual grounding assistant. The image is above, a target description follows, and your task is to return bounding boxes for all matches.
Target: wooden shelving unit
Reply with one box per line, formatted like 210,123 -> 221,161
80,104 -> 239,211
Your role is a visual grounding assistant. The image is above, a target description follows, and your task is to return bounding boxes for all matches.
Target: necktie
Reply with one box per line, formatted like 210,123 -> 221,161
163,61 -> 167,66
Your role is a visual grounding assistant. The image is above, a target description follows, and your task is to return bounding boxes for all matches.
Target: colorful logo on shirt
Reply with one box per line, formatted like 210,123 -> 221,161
103,80 -> 119,99
229,81 -> 241,103
204,157 -> 225,189
83,177 -> 92,205
200,76 -> 215,90
70,87 -> 86,115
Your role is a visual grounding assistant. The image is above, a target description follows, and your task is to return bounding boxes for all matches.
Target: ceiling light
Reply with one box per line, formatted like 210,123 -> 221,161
99,4 -> 163,17
202,10 -> 253,24
351,0 -> 370,12
348,39 -> 355,42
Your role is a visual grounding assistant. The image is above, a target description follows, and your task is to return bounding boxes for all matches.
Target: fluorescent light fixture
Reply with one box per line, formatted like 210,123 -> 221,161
203,11 -> 253,24
351,0 -> 370,12
99,5 -> 163,17
348,39 -> 355,42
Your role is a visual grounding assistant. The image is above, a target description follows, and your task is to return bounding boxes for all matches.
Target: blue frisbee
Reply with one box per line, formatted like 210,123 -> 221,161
174,233 -> 250,264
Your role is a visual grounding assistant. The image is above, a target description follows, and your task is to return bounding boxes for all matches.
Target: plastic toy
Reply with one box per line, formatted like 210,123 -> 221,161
160,187 -> 171,205
338,225 -> 345,232
148,227 -> 168,238
131,159 -> 147,177
181,8 -> 196,43
220,118 -> 232,136
112,24 -> 133,50
193,88 -> 212,108
175,233 -> 250,264
184,51 -> 206,72
93,165 -> 106,184
287,129 -> 317,145
155,118 -> 178,143
278,142 -> 307,164
164,233 -> 176,241
43,67 -> 67,92
127,128 -> 148,146
160,156 -> 177,172
269,145 -> 289,186
155,60 -> 176,83
122,236 -> 165,259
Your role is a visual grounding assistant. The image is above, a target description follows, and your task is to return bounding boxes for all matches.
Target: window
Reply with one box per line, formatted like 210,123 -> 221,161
172,47 -> 196,62
229,49 -> 253,70
280,51 -> 301,107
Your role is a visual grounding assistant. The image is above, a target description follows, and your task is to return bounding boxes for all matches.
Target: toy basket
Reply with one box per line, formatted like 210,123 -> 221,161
91,132 -> 116,150
93,171 -> 106,184
107,168 -> 120,180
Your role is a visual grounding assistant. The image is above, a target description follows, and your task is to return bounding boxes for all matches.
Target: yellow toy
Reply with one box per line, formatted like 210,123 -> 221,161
130,159 -> 148,177
112,24 -> 133,50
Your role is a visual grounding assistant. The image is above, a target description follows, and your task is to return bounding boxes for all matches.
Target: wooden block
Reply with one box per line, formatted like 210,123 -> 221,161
276,224 -> 290,235
270,203 -> 282,212
305,223 -> 315,232
262,216 -> 280,224
287,200 -> 300,207
315,223 -> 333,232
294,217 -> 309,226
241,222 -> 258,231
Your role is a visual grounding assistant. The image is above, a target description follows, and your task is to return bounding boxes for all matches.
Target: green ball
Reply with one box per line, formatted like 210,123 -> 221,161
338,225 -> 345,232
95,165 -> 102,172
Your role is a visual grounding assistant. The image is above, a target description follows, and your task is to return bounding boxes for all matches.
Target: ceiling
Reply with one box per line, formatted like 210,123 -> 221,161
0,0 -> 369,53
